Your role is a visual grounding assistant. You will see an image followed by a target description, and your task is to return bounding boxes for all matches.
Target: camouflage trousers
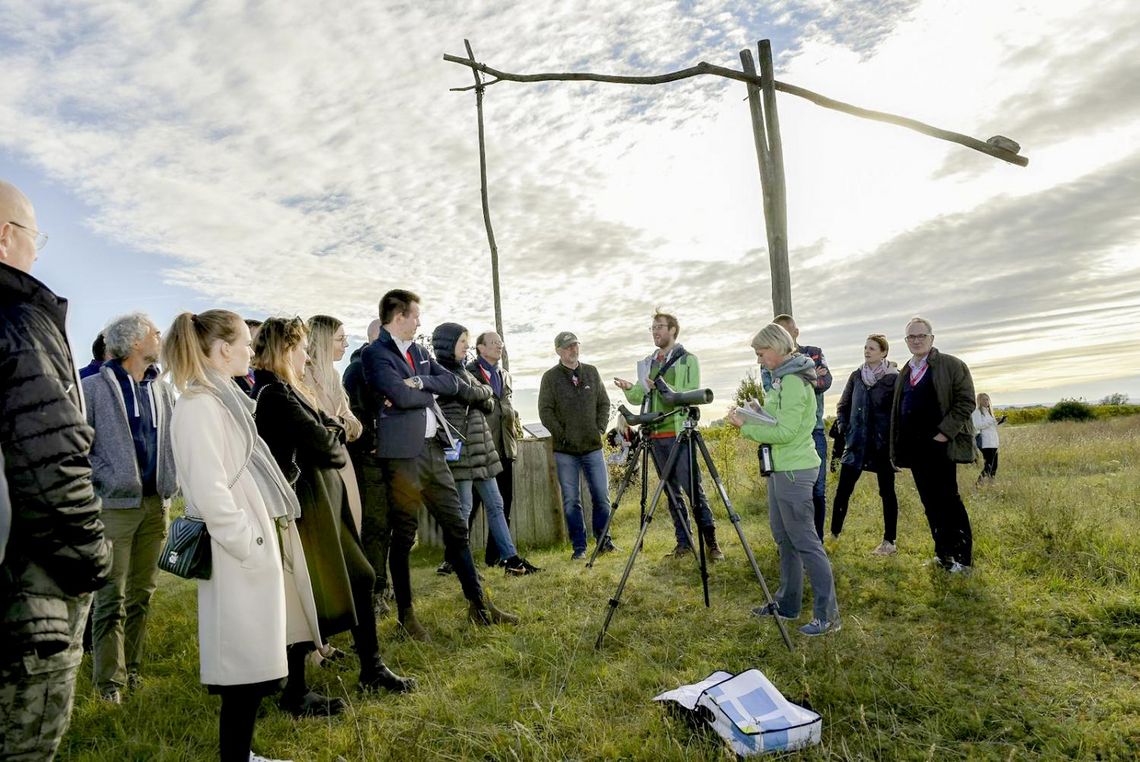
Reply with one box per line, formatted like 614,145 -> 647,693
0,593 -> 91,761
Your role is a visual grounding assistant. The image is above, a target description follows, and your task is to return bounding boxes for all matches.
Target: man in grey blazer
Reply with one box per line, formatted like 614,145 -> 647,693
82,312 -> 177,702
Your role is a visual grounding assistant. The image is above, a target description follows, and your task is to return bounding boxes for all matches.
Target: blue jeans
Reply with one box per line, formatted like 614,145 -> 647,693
456,478 -> 517,560
650,436 -> 714,548
554,449 -> 612,553
811,428 -> 827,539
768,468 -> 839,622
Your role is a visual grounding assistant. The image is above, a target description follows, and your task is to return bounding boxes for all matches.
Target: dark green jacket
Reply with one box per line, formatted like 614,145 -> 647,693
622,345 -> 699,437
890,347 -> 976,465
538,362 -> 609,455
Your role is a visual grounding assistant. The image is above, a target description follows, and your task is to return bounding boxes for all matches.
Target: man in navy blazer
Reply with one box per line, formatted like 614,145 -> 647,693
362,289 -> 518,641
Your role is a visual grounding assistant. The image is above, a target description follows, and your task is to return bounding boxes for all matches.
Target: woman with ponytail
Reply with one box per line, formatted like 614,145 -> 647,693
251,318 -> 413,717
303,315 -> 364,534
163,310 -> 321,762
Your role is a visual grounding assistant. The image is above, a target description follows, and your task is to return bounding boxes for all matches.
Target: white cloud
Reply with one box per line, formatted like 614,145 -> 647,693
1,0 -> 1138,421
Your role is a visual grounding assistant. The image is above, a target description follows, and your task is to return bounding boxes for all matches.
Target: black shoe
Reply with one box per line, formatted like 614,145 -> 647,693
279,690 -> 346,718
503,556 -> 541,576
435,560 -> 453,576
359,664 -> 416,694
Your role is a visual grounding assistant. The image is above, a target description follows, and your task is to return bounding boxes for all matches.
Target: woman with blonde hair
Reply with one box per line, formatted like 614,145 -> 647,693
971,393 -> 1006,485
727,323 -> 840,637
163,309 -> 321,762
303,315 -> 364,533
251,318 -> 413,716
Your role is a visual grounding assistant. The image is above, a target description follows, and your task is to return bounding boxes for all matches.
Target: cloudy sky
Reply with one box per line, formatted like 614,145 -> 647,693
3,0 -> 1138,422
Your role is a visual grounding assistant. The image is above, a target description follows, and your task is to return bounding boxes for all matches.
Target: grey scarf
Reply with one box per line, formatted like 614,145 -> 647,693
771,353 -> 817,385
196,370 -> 301,521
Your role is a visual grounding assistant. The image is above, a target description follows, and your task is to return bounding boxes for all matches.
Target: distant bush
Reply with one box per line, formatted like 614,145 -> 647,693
997,406 -> 1050,425
1099,392 -> 1130,405
1049,398 -> 1095,422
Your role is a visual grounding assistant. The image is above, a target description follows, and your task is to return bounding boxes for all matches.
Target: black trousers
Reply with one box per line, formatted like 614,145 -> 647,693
830,463 -> 899,542
909,444 -> 972,566
217,685 -> 264,762
356,453 -> 392,594
979,448 -> 999,479
469,458 -> 514,565
381,440 -> 483,611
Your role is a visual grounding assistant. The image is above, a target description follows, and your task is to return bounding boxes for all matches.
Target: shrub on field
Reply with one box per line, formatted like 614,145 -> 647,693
1049,398 -> 1095,422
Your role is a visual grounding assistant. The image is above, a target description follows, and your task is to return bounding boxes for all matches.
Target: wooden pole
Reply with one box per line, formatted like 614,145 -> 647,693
463,39 -> 508,370
757,40 -> 791,316
741,48 -> 792,317
443,53 -> 1028,167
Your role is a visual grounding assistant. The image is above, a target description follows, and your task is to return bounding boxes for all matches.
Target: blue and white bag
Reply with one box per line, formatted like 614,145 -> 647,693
654,669 -> 822,756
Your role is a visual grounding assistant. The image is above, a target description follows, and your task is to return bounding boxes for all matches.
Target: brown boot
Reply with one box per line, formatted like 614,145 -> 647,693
703,526 -> 725,561
468,595 -> 520,626
398,608 -> 431,642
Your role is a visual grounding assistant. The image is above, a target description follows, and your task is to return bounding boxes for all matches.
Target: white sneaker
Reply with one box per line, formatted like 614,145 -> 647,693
250,752 -> 293,762
947,561 -> 972,575
871,540 -> 897,556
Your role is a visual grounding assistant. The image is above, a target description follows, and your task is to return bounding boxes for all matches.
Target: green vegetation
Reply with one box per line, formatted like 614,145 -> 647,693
62,416 -> 1140,760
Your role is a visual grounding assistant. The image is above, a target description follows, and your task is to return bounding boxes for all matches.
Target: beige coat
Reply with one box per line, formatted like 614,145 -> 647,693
306,370 -> 364,533
171,389 -> 321,686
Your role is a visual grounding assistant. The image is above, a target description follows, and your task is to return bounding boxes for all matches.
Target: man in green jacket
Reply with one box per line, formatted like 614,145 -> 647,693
539,331 -> 616,560
615,312 -> 722,560
889,317 -> 976,572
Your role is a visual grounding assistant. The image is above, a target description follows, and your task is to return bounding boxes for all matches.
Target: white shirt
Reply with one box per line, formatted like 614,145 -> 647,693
395,337 -> 438,439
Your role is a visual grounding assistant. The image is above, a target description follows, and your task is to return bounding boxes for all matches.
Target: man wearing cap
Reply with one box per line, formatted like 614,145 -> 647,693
538,331 -> 616,560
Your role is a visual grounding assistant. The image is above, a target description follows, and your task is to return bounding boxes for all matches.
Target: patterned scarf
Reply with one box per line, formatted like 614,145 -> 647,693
860,359 -> 890,387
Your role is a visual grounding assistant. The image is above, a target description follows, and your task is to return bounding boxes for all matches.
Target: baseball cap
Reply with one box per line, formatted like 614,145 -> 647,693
554,331 -> 580,350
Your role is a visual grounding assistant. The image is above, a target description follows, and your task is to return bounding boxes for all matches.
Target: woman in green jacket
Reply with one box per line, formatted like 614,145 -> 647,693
728,323 -> 840,637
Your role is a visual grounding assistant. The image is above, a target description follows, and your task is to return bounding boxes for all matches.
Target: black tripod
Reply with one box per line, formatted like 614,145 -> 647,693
594,405 -> 794,653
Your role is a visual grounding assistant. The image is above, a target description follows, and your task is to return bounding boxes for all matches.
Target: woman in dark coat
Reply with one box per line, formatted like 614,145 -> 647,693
432,323 -> 538,576
831,334 -> 900,555
252,318 -> 413,717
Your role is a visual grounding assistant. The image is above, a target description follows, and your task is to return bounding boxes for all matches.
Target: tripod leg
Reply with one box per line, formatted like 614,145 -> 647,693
587,446 -> 642,568
687,433 -> 711,608
595,447 -> 682,650
692,432 -> 795,653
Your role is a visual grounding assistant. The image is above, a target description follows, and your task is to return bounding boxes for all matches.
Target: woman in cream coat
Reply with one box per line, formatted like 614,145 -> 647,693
163,309 -> 320,762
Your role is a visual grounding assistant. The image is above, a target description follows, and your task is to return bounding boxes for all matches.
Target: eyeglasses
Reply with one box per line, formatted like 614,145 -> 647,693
650,324 -> 670,332
8,220 -> 48,251
905,334 -> 932,341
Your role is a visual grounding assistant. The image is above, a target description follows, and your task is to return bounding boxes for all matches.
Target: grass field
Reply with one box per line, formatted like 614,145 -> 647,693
60,416 -> 1140,760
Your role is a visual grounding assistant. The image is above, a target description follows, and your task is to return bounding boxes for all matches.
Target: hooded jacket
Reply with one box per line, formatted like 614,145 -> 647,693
0,261 -> 111,659
433,323 -> 503,482
83,362 -> 178,508
740,354 -> 822,473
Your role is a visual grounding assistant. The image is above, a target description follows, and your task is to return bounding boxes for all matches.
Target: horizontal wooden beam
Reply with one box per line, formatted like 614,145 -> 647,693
443,53 -> 1028,167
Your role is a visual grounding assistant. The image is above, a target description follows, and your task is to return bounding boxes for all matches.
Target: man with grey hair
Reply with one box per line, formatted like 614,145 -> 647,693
82,312 -> 178,701
1,179 -> 111,759
889,316 -> 976,572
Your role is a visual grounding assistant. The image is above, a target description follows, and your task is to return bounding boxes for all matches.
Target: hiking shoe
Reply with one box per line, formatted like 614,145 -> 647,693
871,540 -> 897,557
398,610 -> 431,643
597,539 -> 619,555
279,690 -> 346,718
250,752 -> 293,762
570,549 -> 587,561
373,592 -> 391,617
503,556 -> 541,576
468,596 -> 520,626
435,560 -> 453,576
98,688 -> 122,705
799,618 -> 841,637
663,544 -> 693,560
359,664 -> 416,694
127,671 -> 141,691
751,602 -> 796,621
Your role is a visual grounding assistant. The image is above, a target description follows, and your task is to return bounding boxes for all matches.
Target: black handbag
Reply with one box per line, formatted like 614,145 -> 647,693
158,515 -> 212,580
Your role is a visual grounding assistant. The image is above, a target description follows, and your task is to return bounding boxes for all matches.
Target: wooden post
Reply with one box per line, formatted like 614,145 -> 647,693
741,47 -> 792,317
757,40 -> 791,317
464,39 -> 508,369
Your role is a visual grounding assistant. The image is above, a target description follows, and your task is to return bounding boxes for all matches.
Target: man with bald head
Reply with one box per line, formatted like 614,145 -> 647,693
343,317 -> 393,614
1,180 -> 112,758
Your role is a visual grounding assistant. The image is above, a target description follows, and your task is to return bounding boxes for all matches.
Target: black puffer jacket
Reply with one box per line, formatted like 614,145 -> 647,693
432,324 -> 501,482
1,262 -> 112,657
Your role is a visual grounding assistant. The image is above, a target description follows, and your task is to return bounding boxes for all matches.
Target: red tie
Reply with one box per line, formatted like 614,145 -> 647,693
405,349 -> 415,371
